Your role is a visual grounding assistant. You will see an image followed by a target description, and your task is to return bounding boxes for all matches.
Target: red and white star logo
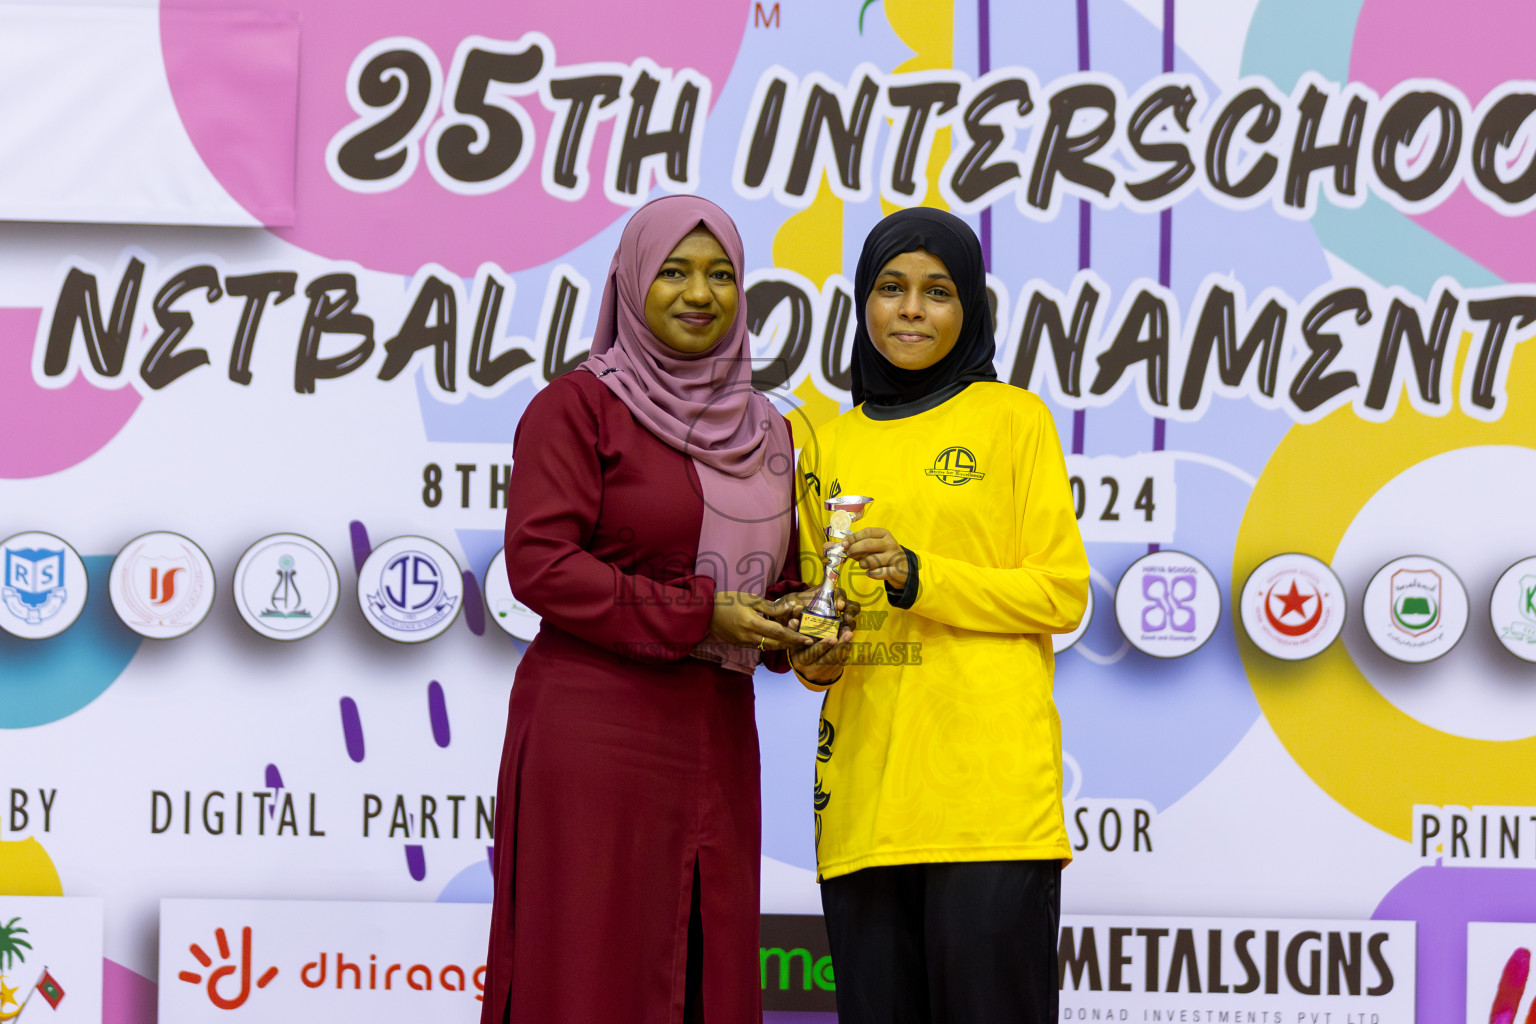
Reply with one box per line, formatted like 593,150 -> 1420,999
1264,578 -> 1323,637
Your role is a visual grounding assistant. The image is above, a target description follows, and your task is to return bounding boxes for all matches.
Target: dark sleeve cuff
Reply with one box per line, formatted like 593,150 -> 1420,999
680,573 -> 719,647
767,576 -> 806,601
885,547 -> 920,609
793,665 -> 842,688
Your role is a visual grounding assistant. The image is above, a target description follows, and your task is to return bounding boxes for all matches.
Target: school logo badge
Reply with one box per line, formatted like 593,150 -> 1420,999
359,536 -> 462,643
0,914 -> 66,1019
0,914 -> 70,1019
1362,555 -> 1468,663
0,532 -> 88,640
925,447 -> 985,486
482,548 -> 541,642
1490,556 -> 1536,662
109,532 -> 216,639
1240,553 -> 1345,660
1391,569 -> 1441,634
1113,550 -> 1220,658
233,534 -> 340,641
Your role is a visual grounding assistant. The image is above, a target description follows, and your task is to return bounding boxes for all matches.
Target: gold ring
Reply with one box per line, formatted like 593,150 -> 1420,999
758,636 -> 767,651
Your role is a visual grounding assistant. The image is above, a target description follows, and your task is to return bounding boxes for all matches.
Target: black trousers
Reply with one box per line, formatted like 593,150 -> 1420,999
820,860 -> 1061,1024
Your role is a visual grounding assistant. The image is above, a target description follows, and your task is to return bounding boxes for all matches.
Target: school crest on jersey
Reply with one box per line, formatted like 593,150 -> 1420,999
925,446 -> 986,486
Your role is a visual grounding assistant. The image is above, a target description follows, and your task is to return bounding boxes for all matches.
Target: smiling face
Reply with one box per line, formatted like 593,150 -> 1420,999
863,248 -> 963,372
643,226 -> 739,355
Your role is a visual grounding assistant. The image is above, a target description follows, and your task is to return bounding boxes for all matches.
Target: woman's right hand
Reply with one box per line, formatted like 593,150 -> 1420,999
769,589 -> 862,629
708,591 -> 816,652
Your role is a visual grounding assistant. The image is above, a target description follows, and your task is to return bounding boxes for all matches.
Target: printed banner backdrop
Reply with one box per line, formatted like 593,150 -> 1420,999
3,0 -> 1536,1022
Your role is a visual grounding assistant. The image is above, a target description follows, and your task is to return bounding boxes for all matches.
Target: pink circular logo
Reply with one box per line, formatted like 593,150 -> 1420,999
1352,0 -> 1536,283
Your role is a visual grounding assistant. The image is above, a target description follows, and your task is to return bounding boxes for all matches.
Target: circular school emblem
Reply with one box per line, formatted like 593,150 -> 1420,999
1114,550 -> 1221,659
109,532 -> 216,639
358,535 -> 462,642
233,533 -> 341,641
1489,556 -> 1536,663
1239,553 -> 1346,661
483,548 -> 541,642
1361,555 -> 1467,663
0,532 -> 88,640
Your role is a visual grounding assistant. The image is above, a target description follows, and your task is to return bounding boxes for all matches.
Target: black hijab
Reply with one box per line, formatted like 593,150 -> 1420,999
850,207 -> 998,407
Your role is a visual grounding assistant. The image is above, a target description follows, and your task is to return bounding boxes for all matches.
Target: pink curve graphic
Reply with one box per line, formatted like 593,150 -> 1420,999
1352,0 -> 1536,284
162,0 -> 751,276
158,8 -> 300,226
104,958 -> 157,1024
0,308 -> 140,479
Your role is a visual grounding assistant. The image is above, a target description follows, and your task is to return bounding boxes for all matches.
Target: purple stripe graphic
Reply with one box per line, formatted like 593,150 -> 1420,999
1159,209 -> 1172,286
348,520 -> 372,575
1072,0 -> 1091,456
463,570 -> 486,635
1163,0 -> 1176,73
1152,0 -> 1174,459
340,697 -> 365,763
1076,0 -> 1090,70
978,0 -> 991,73
1156,0 -> 1175,287
1078,195 -> 1092,271
1149,0 -> 1176,553
264,763 -> 284,819
428,680 -> 451,748
405,844 -> 427,881
978,0 -> 992,271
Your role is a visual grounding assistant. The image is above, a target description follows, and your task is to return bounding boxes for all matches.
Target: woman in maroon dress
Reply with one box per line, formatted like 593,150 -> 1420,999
481,196 -> 815,1024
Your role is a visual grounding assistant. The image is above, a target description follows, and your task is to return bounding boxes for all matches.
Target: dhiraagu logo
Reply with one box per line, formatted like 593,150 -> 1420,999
178,926 -> 279,1010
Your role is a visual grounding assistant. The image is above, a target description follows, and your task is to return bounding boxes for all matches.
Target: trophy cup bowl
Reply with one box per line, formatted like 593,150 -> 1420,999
799,495 -> 874,640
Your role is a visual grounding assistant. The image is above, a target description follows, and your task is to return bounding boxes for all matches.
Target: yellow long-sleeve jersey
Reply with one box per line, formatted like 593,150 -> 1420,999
795,382 -> 1090,881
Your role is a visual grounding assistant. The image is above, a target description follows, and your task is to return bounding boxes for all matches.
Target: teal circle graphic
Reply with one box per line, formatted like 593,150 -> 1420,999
0,556 -> 143,728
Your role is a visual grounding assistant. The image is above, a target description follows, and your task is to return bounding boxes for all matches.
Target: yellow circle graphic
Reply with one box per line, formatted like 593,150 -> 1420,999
0,835 -> 63,896
1235,338 -> 1536,839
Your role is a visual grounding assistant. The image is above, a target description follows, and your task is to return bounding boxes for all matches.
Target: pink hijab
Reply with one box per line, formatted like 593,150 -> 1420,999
581,196 -> 793,674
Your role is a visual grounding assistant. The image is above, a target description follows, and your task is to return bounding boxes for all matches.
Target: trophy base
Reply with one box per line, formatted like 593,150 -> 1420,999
799,611 -> 840,640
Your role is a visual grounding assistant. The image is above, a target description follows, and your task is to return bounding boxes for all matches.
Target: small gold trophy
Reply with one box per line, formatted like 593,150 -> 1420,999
799,495 -> 874,640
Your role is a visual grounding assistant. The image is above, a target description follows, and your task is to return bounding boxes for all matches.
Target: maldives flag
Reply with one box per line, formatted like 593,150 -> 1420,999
35,969 -> 63,1009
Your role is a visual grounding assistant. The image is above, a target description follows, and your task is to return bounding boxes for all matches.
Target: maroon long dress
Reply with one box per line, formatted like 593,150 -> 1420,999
482,370 -> 791,1023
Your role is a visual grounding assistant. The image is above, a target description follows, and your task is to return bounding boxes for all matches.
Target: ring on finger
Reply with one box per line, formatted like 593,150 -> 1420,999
758,636 -> 767,651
